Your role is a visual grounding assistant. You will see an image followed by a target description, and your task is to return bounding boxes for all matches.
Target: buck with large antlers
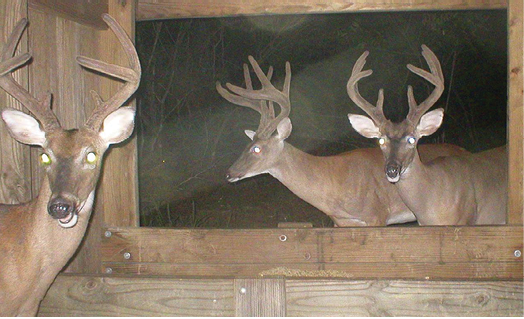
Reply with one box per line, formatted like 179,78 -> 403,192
0,15 -> 140,316
347,45 -> 506,225
217,56 -> 465,227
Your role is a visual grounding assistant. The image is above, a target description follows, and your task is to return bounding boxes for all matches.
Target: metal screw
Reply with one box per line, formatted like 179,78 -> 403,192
240,287 -> 247,294
123,252 -> 131,260
105,267 -> 113,274
279,234 -> 287,242
104,230 -> 112,238
304,252 -> 311,260
515,250 -> 522,258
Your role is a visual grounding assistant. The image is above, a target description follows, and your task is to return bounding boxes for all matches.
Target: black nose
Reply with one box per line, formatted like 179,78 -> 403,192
386,164 -> 401,179
48,197 -> 74,219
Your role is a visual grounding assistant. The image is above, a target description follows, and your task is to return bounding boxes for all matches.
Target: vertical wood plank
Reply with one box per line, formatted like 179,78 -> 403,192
28,0 -> 108,29
235,278 -> 286,316
508,0 -> 523,225
0,0 -> 31,205
67,0 -> 139,274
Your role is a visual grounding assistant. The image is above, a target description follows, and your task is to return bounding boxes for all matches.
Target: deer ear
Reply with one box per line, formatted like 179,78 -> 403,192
348,114 -> 381,138
99,107 -> 135,145
276,117 -> 292,141
1,109 -> 46,146
417,108 -> 444,137
244,130 -> 256,140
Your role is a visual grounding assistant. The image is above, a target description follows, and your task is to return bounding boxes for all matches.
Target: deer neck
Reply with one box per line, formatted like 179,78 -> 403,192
23,175 -> 94,302
268,143 -> 330,205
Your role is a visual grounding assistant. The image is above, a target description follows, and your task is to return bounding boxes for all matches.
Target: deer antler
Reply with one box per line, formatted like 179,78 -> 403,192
406,45 -> 444,123
346,51 -> 386,125
77,14 -> 141,131
217,56 -> 291,139
0,18 -> 60,131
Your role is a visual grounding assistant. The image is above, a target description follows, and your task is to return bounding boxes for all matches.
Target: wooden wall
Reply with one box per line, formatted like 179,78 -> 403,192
136,0 -> 508,21
38,274 -> 523,316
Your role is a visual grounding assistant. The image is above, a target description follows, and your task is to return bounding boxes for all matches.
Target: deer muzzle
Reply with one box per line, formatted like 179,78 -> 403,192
48,195 -> 79,228
385,162 -> 401,183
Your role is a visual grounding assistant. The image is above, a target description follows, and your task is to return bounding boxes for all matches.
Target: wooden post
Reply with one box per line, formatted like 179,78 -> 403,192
0,0 -> 31,204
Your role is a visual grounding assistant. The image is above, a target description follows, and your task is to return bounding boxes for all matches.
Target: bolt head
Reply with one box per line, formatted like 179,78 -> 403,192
123,252 -> 131,260
240,287 -> 247,294
105,267 -> 113,274
104,230 -> 112,238
515,250 -> 522,258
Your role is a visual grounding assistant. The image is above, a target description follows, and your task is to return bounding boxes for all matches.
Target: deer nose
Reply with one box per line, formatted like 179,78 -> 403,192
48,197 -> 75,219
385,163 -> 402,182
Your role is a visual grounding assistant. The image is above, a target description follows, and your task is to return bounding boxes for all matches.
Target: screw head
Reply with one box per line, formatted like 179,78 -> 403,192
279,234 -> 287,242
105,267 -> 113,274
123,252 -> 131,260
240,287 -> 247,294
515,250 -> 522,258
104,230 -> 112,238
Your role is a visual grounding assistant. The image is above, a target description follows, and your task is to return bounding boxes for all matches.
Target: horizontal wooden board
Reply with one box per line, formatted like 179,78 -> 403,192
100,226 -> 523,279
38,275 -> 235,316
286,280 -> 524,316
137,0 -> 508,21
38,274 -> 523,316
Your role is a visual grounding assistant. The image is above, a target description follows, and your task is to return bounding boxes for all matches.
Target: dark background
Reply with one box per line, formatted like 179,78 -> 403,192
135,10 -> 507,228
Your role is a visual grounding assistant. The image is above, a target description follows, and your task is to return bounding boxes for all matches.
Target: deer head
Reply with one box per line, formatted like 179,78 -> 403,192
216,56 -> 292,182
0,14 -> 141,228
347,45 -> 445,183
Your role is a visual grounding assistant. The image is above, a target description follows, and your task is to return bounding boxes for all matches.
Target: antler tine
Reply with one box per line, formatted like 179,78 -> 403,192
78,14 -> 142,131
346,51 -> 386,124
225,56 -> 291,138
406,45 -> 445,123
0,18 -> 60,131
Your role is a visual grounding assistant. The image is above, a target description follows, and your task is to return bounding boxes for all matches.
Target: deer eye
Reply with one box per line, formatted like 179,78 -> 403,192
86,152 -> 97,164
407,137 -> 416,145
378,138 -> 386,146
251,145 -> 262,154
40,153 -> 51,165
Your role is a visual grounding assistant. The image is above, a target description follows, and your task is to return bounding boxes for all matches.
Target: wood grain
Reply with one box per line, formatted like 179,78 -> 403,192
100,226 -> 523,279
38,274 -> 523,316
286,280 -> 523,316
235,278 -> 286,316
508,0 -> 523,225
38,274 -> 234,316
28,0 -> 108,29
0,0 -> 31,205
136,0 -> 508,21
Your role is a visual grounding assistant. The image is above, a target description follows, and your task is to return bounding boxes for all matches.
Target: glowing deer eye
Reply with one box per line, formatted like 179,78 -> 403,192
378,138 -> 386,146
86,152 -> 97,164
407,137 -> 416,145
252,146 -> 261,154
40,153 -> 51,165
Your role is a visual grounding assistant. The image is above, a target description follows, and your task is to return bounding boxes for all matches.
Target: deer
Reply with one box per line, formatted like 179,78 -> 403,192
0,14 -> 141,316
216,56 -> 466,227
347,45 -> 507,225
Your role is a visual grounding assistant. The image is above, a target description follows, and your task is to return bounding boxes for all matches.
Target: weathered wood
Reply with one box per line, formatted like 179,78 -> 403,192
38,274 -> 523,316
100,226 -> 523,279
234,278 -> 286,316
28,0 -> 108,29
101,261 -> 523,280
508,0 -> 523,225
38,274 -> 235,316
136,0 -> 508,21
286,280 -> 524,316
0,0 -> 31,204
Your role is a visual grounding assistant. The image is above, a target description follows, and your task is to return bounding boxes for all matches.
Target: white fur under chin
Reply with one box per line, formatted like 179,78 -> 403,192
57,191 -> 95,228
387,175 -> 400,183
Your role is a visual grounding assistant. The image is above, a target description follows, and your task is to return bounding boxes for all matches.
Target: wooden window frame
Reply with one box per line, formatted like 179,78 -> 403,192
70,0 -> 522,280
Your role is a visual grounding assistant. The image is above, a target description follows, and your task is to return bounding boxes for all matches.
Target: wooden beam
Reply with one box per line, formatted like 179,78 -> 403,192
100,226 -> 523,279
234,278 -> 286,316
28,0 -> 108,29
0,0 -> 31,204
136,0 -> 508,21
508,0 -> 523,225
38,274 -> 523,316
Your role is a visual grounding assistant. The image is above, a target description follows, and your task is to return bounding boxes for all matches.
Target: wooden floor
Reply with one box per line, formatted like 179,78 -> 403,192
38,274 -> 523,316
